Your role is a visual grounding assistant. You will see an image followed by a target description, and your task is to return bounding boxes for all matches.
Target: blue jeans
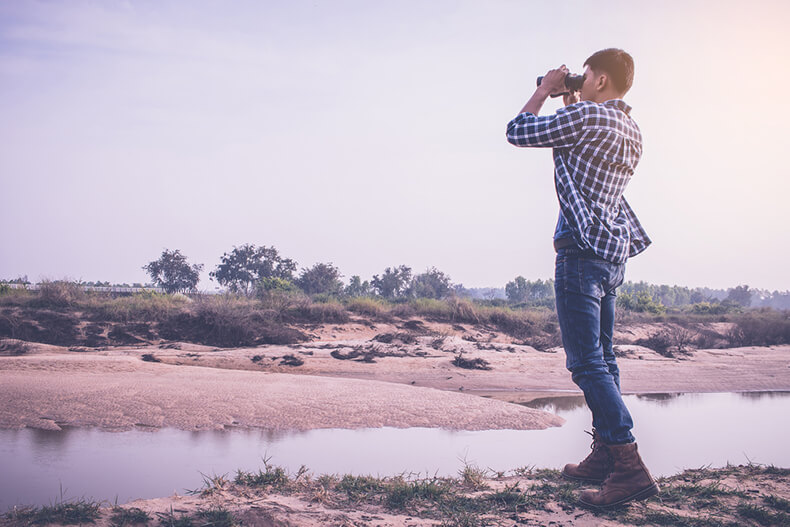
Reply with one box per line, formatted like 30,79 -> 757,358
554,246 -> 635,445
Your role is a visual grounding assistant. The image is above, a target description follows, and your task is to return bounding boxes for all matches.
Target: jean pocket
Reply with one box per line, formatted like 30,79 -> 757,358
555,254 -> 581,294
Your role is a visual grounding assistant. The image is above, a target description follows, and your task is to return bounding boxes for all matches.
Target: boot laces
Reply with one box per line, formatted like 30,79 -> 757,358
585,429 -> 596,450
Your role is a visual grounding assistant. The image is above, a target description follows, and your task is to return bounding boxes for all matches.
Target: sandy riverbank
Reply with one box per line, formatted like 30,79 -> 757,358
1,320 -> 789,432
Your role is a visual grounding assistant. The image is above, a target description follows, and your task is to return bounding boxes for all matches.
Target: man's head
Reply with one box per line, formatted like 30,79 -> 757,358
579,48 -> 634,103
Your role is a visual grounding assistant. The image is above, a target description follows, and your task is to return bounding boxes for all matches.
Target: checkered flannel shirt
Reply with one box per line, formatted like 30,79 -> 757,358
506,99 -> 651,263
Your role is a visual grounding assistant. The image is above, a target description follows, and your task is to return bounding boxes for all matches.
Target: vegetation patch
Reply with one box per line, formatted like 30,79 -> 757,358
141,353 -> 161,363
159,297 -> 307,347
372,332 -> 417,344
5,499 -> 102,526
330,345 -> 407,363
729,310 -> 790,347
284,300 -> 349,324
279,354 -> 304,366
0,338 -> 31,355
234,462 -> 294,490
2,282 -> 788,352
5,464 -> 788,527
109,506 -> 151,526
155,508 -> 194,527
452,354 -> 492,370
637,327 -> 695,357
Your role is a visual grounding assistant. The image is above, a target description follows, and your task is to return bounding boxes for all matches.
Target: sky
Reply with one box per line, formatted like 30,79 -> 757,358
1,0 -> 789,291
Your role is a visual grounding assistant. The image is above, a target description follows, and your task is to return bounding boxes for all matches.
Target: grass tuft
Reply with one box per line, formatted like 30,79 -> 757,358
195,507 -> 238,527
234,458 -> 290,489
336,475 -> 385,502
6,499 -> 102,525
736,502 -> 781,526
155,506 -> 193,527
384,476 -> 452,510
764,494 -> 790,513
452,354 -> 491,370
109,506 -> 151,526
459,463 -> 489,490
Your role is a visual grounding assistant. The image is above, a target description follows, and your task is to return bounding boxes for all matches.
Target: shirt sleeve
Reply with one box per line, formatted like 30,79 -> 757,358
506,102 -> 587,148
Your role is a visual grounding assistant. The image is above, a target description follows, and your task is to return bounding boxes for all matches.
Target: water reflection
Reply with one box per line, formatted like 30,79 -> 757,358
522,395 -> 586,412
739,391 -> 790,401
634,392 -> 682,404
1,391 -> 789,510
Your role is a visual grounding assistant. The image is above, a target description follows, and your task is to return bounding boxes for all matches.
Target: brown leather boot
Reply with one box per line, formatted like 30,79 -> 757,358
578,442 -> 659,509
561,430 -> 611,483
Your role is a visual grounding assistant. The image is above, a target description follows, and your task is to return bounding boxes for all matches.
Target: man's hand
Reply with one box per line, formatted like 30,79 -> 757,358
541,65 -> 569,96
517,65 -> 569,116
563,90 -> 580,106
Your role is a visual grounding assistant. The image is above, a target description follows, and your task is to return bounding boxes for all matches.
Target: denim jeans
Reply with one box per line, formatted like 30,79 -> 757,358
554,246 -> 635,445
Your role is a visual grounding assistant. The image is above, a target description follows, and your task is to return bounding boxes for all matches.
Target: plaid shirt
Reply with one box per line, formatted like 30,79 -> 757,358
506,99 -> 650,263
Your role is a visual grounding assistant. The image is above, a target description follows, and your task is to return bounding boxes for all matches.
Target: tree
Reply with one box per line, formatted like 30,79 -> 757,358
143,249 -> 203,294
506,277 -> 555,304
410,267 -> 452,299
371,265 -> 412,299
345,275 -> 372,297
505,276 -> 529,303
726,285 -> 753,307
296,262 -> 343,295
210,244 -> 297,295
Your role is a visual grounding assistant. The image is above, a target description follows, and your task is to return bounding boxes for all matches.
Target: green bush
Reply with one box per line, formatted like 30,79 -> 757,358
258,277 -> 299,294
689,301 -> 740,315
617,291 -> 666,314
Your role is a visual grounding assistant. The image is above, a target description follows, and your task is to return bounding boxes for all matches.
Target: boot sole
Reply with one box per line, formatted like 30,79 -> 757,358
578,482 -> 660,510
560,470 -> 605,484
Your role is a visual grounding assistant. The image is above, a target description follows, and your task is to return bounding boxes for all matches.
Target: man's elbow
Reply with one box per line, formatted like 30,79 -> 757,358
506,126 -> 528,147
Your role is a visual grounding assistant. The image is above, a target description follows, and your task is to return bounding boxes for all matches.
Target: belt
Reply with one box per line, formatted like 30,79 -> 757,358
553,237 -> 578,251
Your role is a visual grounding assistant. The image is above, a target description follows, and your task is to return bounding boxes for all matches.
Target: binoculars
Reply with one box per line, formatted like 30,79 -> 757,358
536,74 -> 584,98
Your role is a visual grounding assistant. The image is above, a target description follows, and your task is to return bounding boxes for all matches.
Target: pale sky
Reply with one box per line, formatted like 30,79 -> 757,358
2,0 -> 789,291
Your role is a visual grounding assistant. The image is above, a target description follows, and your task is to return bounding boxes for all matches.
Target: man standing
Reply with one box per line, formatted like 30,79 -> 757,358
505,48 -> 658,508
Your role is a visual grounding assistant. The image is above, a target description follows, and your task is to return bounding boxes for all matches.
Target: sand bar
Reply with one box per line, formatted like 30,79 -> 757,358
0,354 -> 563,431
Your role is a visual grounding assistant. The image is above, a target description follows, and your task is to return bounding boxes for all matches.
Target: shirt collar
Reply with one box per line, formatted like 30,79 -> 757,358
603,99 -> 632,115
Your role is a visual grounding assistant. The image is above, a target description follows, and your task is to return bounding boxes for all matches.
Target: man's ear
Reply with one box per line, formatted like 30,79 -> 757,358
596,73 -> 608,92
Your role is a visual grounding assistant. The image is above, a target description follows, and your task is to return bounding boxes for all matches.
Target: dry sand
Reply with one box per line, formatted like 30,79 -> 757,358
2,320 -> 789,432
0,353 -> 563,432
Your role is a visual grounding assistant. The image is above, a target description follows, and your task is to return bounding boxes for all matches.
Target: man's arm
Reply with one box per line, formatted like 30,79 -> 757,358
506,65 -> 586,149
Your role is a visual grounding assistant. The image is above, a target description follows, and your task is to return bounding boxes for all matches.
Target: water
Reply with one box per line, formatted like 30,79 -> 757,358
2,391 -> 789,509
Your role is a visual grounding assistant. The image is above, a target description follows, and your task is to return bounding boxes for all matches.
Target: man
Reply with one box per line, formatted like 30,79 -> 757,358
505,48 -> 658,509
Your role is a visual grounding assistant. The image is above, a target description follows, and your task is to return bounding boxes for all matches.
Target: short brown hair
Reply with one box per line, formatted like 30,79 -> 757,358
584,48 -> 634,94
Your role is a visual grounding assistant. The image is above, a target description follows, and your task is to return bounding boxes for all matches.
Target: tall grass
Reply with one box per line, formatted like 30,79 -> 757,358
344,296 -> 389,318
159,294 -> 307,346
36,280 -> 85,307
87,291 -> 189,322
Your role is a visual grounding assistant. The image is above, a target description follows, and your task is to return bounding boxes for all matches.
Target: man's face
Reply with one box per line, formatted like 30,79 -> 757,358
579,65 -> 598,102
